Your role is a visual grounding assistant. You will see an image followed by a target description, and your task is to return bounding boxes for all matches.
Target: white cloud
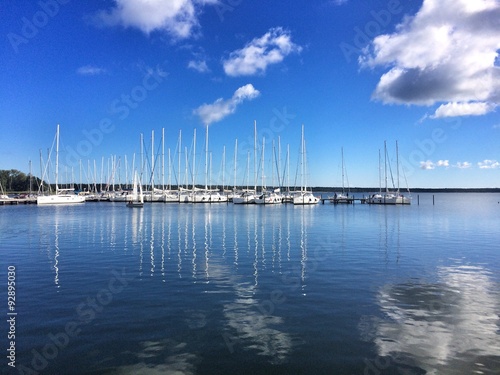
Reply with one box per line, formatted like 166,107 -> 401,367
432,102 -> 497,118
455,161 -> 472,169
188,59 -> 209,73
77,65 -> 107,76
93,0 -> 217,39
193,84 -> 260,125
421,159 -> 450,169
478,159 -> 500,169
223,27 -> 302,77
360,0 -> 500,117
420,160 -> 435,170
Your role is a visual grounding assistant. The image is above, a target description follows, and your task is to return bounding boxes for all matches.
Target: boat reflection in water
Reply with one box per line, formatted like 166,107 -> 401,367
369,264 -> 500,373
37,204 -> 312,371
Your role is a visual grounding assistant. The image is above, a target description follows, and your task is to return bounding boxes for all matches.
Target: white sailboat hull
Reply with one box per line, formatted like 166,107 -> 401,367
232,192 -> 256,204
292,192 -> 319,205
37,194 -> 85,205
209,192 -> 228,203
367,193 -> 411,205
255,192 -> 283,204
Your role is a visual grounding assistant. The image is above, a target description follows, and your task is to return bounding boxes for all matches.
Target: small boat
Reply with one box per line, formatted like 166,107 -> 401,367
232,190 -> 256,204
328,147 -> 352,204
37,125 -> 85,205
367,141 -> 411,205
293,125 -> 319,205
127,172 -> 144,208
255,189 -> 283,204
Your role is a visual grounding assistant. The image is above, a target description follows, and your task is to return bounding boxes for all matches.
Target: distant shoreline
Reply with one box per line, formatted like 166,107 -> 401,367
312,187 -> 500,193
5,186 -> 500,194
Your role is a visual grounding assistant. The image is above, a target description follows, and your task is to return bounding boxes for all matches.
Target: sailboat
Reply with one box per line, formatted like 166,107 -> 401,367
255,138 -> 282,204
233,121 -> 259,205
367,149 -> 384,204
293,125 -> 319,205
329,147 -> 352,204
37,125 -> 86,205
127,172 -> 144,207
367,141 -> 411,205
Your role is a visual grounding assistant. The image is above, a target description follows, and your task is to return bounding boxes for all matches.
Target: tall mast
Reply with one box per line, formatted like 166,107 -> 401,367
168,148 -> 171,190
234,139 -> 238,191
124,155 -> 128,189
140,133 -> 144,180
254,120 -> 257,192
396,140 -> 400,193
192,128 -> 196,190
205,125 -> 209,190
178,130 -> 182,190
99,157 -> 103,192
278,136 -> 281,188
55,124 -> 60,192
162,128 -> 165,191
341,147 -> 345,194
151,130 -> 155,196
301,124 -> 305,192
287,144 -> 290,193
261,136 -> 265,191
39,149 -> 43,194
29,160 -> 33,195
384,141 -> 388,193
184,146 -> 188,189
271,139 -> 275,189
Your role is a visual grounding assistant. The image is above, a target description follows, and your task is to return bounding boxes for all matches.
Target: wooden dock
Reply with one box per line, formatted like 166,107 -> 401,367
320,196 -> 367,204
0,198 -> 37,205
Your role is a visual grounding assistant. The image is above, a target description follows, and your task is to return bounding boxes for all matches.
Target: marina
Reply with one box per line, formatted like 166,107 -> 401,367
3,1 -> 499,374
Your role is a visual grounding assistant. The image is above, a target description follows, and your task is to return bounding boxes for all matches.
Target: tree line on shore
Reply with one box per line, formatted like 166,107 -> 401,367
1,169 -> 499,194
0,169 -> 44,193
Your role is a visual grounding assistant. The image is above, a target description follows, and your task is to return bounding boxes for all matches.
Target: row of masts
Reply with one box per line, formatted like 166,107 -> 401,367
34,123 -> 410,205
54,121 -> 308,199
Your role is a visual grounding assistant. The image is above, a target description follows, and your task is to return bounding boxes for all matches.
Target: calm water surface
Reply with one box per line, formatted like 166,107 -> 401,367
1,193 -> 499,374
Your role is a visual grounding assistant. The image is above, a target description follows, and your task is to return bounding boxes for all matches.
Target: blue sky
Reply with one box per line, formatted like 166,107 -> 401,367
1,0 -> 499,188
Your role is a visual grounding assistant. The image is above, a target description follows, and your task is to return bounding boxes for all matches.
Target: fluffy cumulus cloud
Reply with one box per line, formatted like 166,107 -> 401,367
455,161 -> 472,169
420,160 -> 435,170
432,102 -> 496,118
93,0 -> 217,38
193,84 -> 260,125
477,159 -> 500,169
360,0 -> 500,117
223,27 -> 302,76
420,159 -> 449,169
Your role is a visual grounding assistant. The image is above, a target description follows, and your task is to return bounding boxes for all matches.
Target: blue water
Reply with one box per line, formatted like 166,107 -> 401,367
1,193 -> 500,374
